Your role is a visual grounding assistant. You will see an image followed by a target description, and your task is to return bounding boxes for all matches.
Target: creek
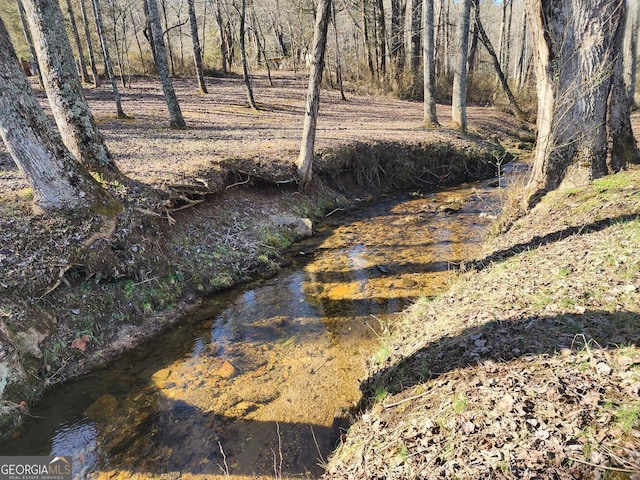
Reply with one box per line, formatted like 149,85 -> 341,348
0,169 -> 522,479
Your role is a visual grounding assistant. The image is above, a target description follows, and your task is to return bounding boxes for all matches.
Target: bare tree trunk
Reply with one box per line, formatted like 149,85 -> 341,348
63,0 -> 91,84
16,0 -> 44,88
22,0 -> 121,176
624,2 -> 639,108
0,17 -> 118,214
160,0 -> 175,76
389,0 -> 405,83
252,9 -> 273,86
92,0 -> 126,117
331,1 -> 346,101
451,0 -> 471,132
423,0 -> 438,126
361,0 -> 375,78
147,0 -> 187,127
514,8 -> 527,91
130,9 -> 148,74
188,0 -> 208,93
107,0 -> 127,88
239,0 -> 257,109
214,0 -> 228,73
524,0 -> 639,206
79,0 -> 100,87
473,0 -> 524,121
376,0 -> 386,77
297,0 -> 331,186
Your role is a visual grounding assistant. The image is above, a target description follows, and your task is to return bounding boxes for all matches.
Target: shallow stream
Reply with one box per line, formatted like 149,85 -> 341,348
1,172 -> 519,479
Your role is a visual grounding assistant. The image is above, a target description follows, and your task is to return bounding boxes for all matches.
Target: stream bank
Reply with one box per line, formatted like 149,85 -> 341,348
0,134 -> 509,441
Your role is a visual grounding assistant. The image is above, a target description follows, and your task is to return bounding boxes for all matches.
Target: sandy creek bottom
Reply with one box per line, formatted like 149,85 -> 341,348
2,178 -> 509,479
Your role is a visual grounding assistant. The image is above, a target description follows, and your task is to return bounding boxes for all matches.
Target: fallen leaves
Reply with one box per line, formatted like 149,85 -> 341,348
71,334 -> 90,352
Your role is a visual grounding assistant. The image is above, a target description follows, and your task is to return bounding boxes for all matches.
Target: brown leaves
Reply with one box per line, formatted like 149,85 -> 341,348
71,334 -> 90,352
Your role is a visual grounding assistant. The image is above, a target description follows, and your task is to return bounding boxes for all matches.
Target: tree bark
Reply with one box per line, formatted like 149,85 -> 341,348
213,0 -> 229,73
0,17 -> 118,214
451,0 -> 471,132
296,0 -> 331,186
146,0 -> 187,127
79,0 -> 100,87
525,0 -> 639,206
92,0 -> 126,117
422,0 -> 438,126
361,0 -> 375,79
22,0 -> 121,177
624,2 -> 639,108
187,0 -> 208,93
63,0 -> 91,84
331,1 -> 346,101
239,0 -> 257,109
17,0 -> 44,88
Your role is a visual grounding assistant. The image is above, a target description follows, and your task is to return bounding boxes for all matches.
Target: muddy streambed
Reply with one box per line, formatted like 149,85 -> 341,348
1,173 -> 516,479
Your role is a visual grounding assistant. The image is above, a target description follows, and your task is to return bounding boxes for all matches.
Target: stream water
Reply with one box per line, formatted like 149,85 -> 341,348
0,172 -> 520,479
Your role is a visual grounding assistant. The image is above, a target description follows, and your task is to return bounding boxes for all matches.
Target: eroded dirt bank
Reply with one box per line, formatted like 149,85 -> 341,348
0,73 -> 530,439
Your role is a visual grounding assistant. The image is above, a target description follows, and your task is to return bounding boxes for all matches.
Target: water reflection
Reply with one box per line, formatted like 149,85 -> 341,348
1,182 -> 504,478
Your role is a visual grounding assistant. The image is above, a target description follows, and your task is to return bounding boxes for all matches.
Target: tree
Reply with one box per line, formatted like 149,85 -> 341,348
92,0 -> 126,117
21,0 -> 121,177
239,0 -> 257,109
187,0 -> 207,93
525,0 -> 639,206
16,0 -> 43,88
422,0 -> 438,127
472,0 -> 524,121
451,0 -> 471,132
296,0 -> 332,186
0,16 -> 118,213
63,0 -> 91,84
78,0 -> 100,87
145,0 -> 186,128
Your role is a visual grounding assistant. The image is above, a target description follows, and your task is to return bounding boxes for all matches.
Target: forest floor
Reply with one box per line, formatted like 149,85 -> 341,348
1,72 -> 639,478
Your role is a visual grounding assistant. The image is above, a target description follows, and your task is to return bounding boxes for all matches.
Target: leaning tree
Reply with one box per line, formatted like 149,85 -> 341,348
0,16 -> 118,214
525,0 -> 640,206
21,0 -> 121,178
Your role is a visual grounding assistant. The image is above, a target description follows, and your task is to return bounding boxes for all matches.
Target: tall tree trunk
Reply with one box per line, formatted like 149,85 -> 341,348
409,0 -> 421,74
514,8 -> 527,91
624,2 -> 639,108
160,0 -> 175,76
22,0 -> 121,177
473,0 -> 524,121
92,0 -> 126,117
524,0 -> 639,206
63,0 -> 91,84
0,17 -> 118,214
107,0 -> 127,88
214,0 -> 228,73
16,0 -> 44,88
147,0 -> 187,127
361,0 -> 375,79
422,0 -> 438,126
187,0 -> 208,93
296,0 -> 331,187
331,1 -> 346,101
389,0 -> 405,83
79,0 -> 100,87
451,0 -> 471,132
376,0 -> 386,77
239,0 -> 257,109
